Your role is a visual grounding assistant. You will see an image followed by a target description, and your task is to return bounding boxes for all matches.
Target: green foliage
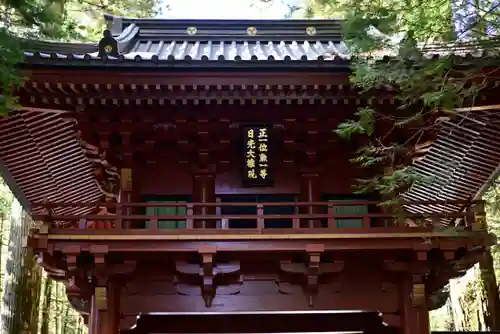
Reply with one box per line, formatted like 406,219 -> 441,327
64,0 -> 161,41
0,178 -> 13,219
0,0 -> 160,116
460,275 -> 485,330
11,250 -> 43,334
0,29 -> 23,116
335,107 -> 374,139
483,182 -> 500,279
306,0 -> 500,199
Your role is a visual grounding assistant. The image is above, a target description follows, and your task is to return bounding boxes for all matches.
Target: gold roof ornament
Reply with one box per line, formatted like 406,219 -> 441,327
246,26 -> 258,36
306,26 -> 317,36
186,26 -> 197,36
103,44 -> 113,53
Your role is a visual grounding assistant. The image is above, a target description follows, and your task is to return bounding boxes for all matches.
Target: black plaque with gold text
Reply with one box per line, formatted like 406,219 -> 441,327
243,126 -> 273,187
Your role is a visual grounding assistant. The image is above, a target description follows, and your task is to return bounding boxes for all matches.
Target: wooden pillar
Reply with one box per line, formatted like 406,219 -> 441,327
89,294 -> 99,334
400,275 -> 430,334
193,173 -> 216,228
107,279 -> 121,334
299,172 -> 321,228
89,287 -> 108,334
120,167 -> 133,229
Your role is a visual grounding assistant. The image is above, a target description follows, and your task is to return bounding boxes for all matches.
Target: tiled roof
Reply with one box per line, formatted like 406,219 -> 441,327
20,14 -> 500,67
0,111 -> 102,216
403,107 -> 500,223
21,15 -> 350,66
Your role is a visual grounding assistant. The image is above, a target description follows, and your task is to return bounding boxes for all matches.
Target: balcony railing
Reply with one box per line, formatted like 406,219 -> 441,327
31,200 -> 484,233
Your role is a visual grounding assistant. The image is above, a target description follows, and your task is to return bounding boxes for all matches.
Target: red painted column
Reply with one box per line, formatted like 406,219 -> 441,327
120,167 -> 133,229
400,275 -> 430,334
299,172 -> 321,228
89,294 -> 100,334
193,173 -> 216,228
107,279 -> 121,334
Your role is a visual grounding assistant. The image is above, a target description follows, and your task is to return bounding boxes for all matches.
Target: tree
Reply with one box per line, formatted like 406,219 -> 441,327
0,0 -> 161,116
303,0 -> 500,329
303,0 -> 499,201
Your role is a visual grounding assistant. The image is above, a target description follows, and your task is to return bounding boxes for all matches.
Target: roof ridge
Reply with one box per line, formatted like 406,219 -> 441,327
103,13 -> 343,42
103,13 -> 343,24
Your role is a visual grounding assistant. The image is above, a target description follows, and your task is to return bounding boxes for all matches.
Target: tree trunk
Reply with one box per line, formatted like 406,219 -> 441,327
55,283 -> 61,334
41,279 -> 52,334
479,250 -> 500,330
62,304 -> 70,333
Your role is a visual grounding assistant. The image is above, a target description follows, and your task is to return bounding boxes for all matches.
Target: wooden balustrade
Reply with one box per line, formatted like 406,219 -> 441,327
30,200 -> 484,233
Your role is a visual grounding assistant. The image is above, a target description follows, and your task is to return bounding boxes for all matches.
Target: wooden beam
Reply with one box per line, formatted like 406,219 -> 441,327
120,311 -> 389,333
24,70 -> 351,86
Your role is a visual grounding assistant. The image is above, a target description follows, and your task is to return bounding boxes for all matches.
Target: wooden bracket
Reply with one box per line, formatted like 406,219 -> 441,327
98,132 -> 110,150
306,252 -> 321,307
66,254 -> 79,272
472,202 -> 486,231
305,244 -> 324,307
95,286 -> 108,310
120,168 -> 133,191
37,252 -> 66,279
90,246 -> 109,286
411,283 -> 426,307
67,269 -> 93,295
199,246 -> 216,307
38,198 -> 54,232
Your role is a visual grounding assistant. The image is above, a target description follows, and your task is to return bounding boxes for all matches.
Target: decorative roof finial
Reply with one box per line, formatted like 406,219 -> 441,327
98,29 -> 118,58
246,26 -> 257,36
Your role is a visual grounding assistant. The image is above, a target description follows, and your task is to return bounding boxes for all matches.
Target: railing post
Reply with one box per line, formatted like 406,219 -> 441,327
299,173 -> 321,228
78,218 -> 87,229
362,216 -> 370,230
150,217 -> 158,230
40,200 -> 54,233
257,204 -> 264,230
186,203 -> 194,229
327,206 -> 335,229
472,201 -> 487,231
395,204 -> 406,227
115,203 -> 122,229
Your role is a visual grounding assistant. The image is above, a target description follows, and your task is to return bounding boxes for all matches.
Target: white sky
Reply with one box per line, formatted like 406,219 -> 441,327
159,0 -> 300,19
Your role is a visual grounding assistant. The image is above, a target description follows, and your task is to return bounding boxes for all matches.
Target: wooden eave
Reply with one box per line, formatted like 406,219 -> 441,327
0,111 -> 101,215
5,15 -> 500,217
119,311 -> 389,333
22,69 -> 350,85
29,228 -> 493,251
403,107 -> 500,220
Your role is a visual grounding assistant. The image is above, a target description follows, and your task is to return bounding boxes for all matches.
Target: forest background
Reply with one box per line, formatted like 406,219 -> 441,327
0,0 -> 499,331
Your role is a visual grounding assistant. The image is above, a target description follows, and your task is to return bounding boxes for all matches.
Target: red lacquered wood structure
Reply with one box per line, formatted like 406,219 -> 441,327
1,14 -> 499,334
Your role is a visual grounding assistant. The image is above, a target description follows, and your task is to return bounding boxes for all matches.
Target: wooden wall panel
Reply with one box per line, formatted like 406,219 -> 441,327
120,273 -> 398,330
137,159 -> 358,196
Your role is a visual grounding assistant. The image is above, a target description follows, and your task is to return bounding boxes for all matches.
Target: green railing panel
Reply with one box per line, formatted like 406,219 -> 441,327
145,201 -> 186,229
328,199 -> 368,228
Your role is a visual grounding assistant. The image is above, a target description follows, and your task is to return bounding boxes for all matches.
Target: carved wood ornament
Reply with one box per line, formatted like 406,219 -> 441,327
411,283 -> 426,307
200,247 -> 215,307
77,131 -> 120,202
174,246 -> 241,307
280,244 -> 344,307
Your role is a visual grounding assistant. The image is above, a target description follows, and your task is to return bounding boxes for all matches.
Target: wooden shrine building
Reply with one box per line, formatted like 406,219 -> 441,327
0,14 -> 499,334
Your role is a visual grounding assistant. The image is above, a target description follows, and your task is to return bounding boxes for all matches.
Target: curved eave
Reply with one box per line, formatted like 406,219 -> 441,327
0,111 -> 102,216
404,108 -> 500,222
0,156 -> 31,210
19,58 -> 352,71
19,38 -> 98,55
103,13 -> 344,41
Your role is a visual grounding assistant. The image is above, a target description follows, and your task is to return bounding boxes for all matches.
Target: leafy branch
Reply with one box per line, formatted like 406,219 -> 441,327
308,0 -> 500,199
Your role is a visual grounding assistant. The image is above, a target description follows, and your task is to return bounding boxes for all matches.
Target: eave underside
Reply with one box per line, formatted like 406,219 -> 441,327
1,70 -> 500,218
0,111 -> 101,215
403,107 -> 500,219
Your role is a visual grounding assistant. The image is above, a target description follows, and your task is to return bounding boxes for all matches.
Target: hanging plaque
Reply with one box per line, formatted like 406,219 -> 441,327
243,126 -> 273,187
